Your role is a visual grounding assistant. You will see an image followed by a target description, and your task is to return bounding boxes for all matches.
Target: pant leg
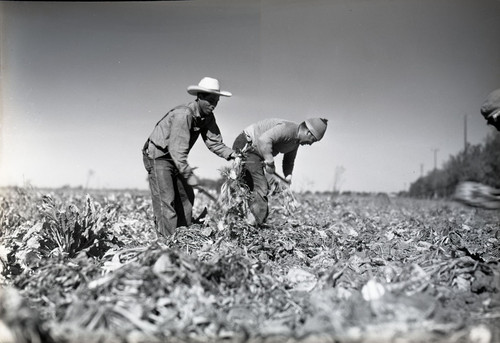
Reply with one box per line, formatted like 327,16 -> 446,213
173,174 -> 195,227
244,151 -> 270,224
143,154 -> 160,228
148,158 -> 178,236
233,133 -> 269,224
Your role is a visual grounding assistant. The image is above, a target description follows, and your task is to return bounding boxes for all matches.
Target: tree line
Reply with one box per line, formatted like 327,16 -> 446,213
409,132 -> 500,198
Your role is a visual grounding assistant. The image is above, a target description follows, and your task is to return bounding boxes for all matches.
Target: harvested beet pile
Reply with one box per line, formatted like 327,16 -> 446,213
1,186 -> 499,343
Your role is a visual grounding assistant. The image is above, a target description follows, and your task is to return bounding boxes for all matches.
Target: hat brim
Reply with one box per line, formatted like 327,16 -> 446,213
187,86 -> 232,97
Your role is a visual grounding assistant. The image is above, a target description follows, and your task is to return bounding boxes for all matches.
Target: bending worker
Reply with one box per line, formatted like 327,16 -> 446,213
233,118 -> 328,226
481,88 -> 500,131
142,77 -> 237,237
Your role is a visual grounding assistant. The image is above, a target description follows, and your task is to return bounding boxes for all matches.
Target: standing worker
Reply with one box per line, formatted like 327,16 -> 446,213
143,77 -> 237,237
233,118 -> 328,226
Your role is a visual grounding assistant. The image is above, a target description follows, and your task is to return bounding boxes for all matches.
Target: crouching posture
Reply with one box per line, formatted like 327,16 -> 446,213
232,118 -> 328,225
481,88 -> 500,131
143,77 -> 237,236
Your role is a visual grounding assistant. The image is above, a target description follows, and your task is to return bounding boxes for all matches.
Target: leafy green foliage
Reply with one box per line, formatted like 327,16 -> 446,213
0,192 -> 122,283
39,194 -> 120,259
0,186 -> 41,233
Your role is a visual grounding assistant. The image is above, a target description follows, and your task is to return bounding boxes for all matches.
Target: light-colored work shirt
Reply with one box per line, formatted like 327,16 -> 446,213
244,118 -> 300,177
146,102 -> 233,179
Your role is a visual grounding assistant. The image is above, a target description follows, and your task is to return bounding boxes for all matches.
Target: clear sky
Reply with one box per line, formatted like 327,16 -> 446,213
1,0 -> 499,193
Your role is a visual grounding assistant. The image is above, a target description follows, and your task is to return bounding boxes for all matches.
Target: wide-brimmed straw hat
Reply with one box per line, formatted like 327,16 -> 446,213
187,77 -> 232,97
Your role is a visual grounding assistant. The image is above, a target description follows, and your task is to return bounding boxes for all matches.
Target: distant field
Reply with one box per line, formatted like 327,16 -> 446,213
1,187 -> 499,343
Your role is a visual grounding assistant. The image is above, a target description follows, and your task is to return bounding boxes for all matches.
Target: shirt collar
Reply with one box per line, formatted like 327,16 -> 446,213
188,101 -> 200,118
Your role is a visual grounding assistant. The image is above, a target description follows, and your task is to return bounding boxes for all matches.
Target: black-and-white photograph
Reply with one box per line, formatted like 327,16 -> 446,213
1,1 -> 499,342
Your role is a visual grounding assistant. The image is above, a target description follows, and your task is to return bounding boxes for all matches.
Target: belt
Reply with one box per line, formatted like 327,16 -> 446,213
142,139 -> 150,155
142,139 -> 172,160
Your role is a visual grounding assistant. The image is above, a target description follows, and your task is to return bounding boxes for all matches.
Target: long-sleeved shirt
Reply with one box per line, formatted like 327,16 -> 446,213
146,101 -> 233,179
244,118 -> 300,177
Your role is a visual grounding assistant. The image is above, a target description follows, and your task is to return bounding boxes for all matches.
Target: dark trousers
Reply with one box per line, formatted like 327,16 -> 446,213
233,133 -> 269,224
143,154 -> 194,237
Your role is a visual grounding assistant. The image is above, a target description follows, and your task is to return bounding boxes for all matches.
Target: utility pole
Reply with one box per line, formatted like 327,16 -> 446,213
332,165 -> 345,194
464,114 -> 468,153
85,169 -> 95,190
431,148 -> 439,170
420,163 -> 424,177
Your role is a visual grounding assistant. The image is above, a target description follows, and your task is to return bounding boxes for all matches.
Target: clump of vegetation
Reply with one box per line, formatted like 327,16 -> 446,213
1,192 -> 121,282
215,149 -> 299,227
217,156 -> 253,224
39,194 -> 120,259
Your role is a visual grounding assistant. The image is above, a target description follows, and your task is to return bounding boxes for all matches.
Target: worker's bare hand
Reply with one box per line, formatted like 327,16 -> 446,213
187,174 -> 200,187
264,162 -> 276,174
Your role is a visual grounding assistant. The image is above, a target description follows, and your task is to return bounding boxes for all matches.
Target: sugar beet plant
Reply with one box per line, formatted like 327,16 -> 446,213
218,159 -> 252,223
1,190 -> 133,341
39,194 -> 120,259
216,145 -> 298,227
1,193 -> 122,281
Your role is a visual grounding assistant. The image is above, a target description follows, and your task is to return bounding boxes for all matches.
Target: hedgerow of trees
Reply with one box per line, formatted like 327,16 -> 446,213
409,132 -> 500,198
